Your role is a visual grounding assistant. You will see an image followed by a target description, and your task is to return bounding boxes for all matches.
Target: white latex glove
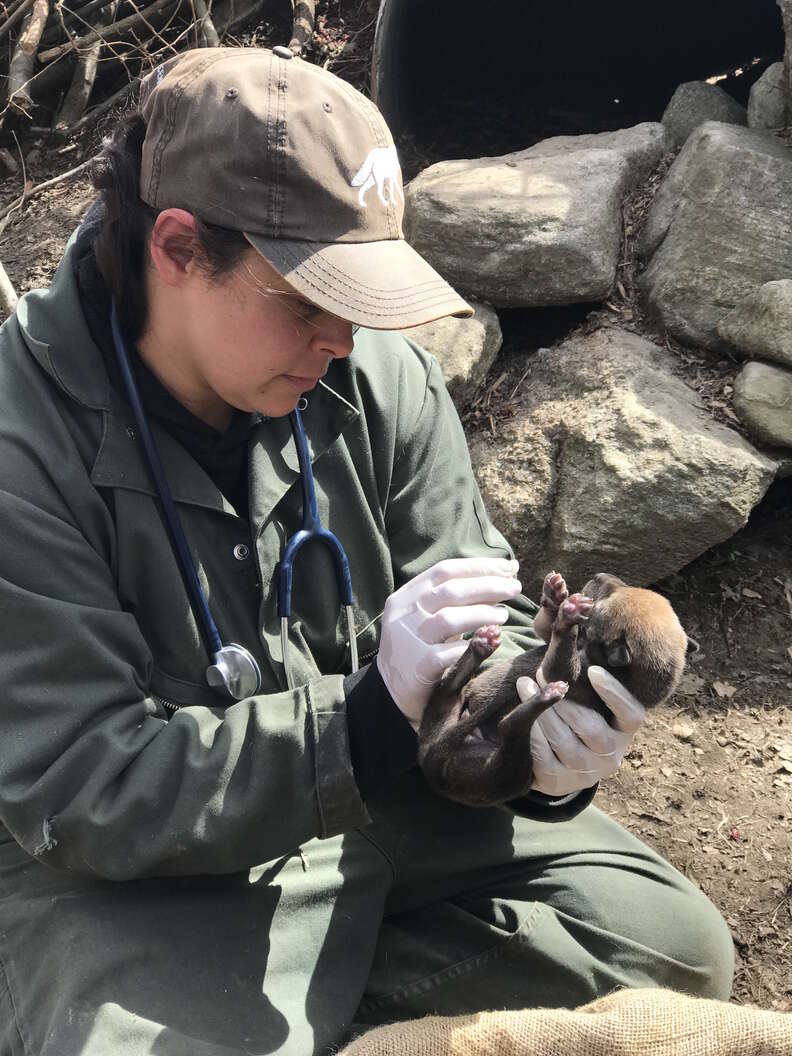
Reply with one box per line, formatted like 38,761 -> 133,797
377,557 -> 522,726
516,665 -> 647,798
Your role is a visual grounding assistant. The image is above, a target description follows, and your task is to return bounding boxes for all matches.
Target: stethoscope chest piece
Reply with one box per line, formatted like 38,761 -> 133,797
206,644 -> 263,701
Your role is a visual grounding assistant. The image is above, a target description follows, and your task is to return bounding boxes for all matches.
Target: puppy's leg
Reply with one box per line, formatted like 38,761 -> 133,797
420,625 -> 501,743
540,593 -> 592,685
533,571 -> 569,643
479,679 -> 569,802
438,625 -> 502,697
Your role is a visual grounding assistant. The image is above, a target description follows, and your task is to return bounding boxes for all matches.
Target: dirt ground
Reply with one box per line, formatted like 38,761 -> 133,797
0,13 -> 790,1011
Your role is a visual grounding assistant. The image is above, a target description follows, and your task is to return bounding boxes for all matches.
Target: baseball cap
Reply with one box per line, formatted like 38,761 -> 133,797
138,47 -> 473,329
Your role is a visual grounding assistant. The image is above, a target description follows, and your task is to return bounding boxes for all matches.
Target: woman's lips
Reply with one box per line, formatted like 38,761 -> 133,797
284,374 -> 321,390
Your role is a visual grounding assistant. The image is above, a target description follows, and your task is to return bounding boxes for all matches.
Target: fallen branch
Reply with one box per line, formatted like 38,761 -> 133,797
0,0 -> 31,41
39,0 -> 115,44
55,0 -> 116,127
0,156 -> 93,227
288,0 -> 314,55
66,75 -> 138,131
0,260 -> 18,316
37,0 -> 174,62
6,10 -> 37,116
20,0 -> 47,52
192,0 -> 218,46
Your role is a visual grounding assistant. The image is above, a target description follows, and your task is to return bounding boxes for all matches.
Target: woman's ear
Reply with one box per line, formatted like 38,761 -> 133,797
148,208 -> 199,285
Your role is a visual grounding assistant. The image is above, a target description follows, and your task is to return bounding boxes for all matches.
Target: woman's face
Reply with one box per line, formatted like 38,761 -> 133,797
156,246 -> 354,424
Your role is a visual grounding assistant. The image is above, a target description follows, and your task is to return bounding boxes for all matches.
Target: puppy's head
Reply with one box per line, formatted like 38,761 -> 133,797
579,575 -> 693,707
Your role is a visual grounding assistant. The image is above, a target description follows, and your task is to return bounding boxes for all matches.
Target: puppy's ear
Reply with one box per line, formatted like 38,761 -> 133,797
606,641 -> 632,668
686,636 -> 700,656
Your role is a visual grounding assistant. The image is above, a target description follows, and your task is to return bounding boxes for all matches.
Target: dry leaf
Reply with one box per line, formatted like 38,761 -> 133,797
660,765 -> 674,779
712,680 -> 737,699
742,588 -> 762,599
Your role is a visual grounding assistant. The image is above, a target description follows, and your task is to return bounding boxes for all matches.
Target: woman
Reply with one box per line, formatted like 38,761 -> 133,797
0,46 -> 732,1056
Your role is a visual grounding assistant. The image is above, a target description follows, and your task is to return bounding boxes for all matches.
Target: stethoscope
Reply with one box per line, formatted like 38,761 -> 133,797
110,303 -> 359,699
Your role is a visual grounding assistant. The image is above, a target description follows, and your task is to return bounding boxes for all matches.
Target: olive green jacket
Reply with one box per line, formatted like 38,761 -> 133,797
0,235 -> 543,882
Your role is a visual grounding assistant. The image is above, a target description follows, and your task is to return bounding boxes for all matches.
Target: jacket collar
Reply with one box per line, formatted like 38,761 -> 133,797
16,231 -> 360,520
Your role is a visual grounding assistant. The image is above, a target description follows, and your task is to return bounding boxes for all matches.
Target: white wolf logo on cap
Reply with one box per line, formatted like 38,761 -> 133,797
351,146 -> 404,208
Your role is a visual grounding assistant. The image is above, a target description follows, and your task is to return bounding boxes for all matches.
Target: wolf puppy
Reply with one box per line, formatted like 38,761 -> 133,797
418,572 -> 693,808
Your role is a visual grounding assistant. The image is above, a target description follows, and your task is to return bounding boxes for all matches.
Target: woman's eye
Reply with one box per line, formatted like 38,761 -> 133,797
291,298 -> 322,320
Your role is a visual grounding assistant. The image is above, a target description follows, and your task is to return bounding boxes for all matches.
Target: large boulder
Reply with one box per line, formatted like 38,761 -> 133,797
732,362 -> 792,448
639,122 -> 792,352
404,301 -> 502,407
468,327 -> 777,598
748,62 -> 786,130
717,280 -> 792,367
662,81 -> 747,148
404,124 -> 669,309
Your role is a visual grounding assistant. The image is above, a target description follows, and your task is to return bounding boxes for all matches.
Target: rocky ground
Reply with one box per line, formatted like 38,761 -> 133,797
0,0 -> 789,1011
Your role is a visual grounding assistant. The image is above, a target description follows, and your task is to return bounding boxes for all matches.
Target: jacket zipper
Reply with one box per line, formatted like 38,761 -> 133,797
152,693 -> 181,714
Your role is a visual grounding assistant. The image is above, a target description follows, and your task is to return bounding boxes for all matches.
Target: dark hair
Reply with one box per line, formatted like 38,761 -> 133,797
90,111 -> 249,342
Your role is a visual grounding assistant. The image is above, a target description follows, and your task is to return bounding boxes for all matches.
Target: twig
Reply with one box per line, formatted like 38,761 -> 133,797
5,9 -> 37,117
19,0 -> 47,52
0,259 -> 18,315
122,0 -> 182,57
0,156 -> 93,227
0,132 -> 29,236
66,72 -> 137,132
0,0 -> 31,26
0,0 -> 31,40
288,0 -> 314,54
192,0 -> 218,46
56,0 -> 117,127
37,0 -> 174,62
39,0 -> 113,44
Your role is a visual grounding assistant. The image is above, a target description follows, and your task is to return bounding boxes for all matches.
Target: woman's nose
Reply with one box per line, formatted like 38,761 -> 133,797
312,316 -> 356,360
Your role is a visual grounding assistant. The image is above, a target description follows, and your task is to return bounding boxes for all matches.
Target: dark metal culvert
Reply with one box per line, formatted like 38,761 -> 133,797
372,1 -> 785,168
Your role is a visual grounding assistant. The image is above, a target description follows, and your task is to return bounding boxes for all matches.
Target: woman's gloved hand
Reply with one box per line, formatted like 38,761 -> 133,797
516,666 -> 647,798
377,557 -> 522,727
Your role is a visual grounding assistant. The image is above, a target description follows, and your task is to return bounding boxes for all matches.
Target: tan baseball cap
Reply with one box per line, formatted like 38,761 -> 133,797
138,47 -> 472,329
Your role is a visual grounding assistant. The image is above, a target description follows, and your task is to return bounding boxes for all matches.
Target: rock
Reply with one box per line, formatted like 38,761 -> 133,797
732,362 -> 792,448
673,722 -> 695,741
522,123 -> 671,184
404,124 -> 668,309
404,301 -> 502,407
468,328 -> 777,598
748,62 -> 786,130
639,122 -> 792,352
662,81 -> 747,148
0,149 -> 18,176
717,281 -> 792,367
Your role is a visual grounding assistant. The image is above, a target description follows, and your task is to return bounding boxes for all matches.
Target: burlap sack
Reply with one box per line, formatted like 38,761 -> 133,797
339,988 -> 792,1056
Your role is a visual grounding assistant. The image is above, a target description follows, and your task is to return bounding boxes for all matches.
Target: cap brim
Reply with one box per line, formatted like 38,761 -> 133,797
244,234 -> 473,330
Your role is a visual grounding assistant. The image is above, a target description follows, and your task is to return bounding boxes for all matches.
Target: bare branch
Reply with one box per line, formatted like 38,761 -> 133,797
192,0 -> 219,47
0,0 -> 31,40
55,0 -> 117,127
0,259 -> 18,316
20,0 -> 47,52
0,156 -> 93,228
289,0 -> 314,55
37,0 -> 175,62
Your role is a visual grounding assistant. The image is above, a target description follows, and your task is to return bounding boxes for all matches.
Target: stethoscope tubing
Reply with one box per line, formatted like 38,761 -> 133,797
111,304 -> 358,696
110,303 -> 223,661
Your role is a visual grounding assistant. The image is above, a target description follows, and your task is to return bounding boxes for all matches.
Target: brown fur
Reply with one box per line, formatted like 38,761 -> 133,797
417,571 -> 694,808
